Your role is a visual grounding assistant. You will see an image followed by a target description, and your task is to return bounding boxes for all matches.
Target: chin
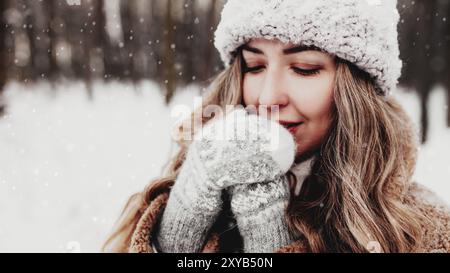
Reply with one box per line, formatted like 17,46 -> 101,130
294,141 -> 321,163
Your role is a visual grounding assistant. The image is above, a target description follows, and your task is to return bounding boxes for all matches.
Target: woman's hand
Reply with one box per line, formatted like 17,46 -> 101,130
193,108 -> 297,189
228,175 -> 297,253
156,108 -> 297,252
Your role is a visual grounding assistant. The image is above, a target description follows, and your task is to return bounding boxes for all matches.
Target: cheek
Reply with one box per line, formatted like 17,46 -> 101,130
243,79 -> 259,106
291,80 -> 334,154
296,87 -> 333,120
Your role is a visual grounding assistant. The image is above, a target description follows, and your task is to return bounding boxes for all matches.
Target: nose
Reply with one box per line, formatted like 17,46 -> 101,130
258,67 -> 289,115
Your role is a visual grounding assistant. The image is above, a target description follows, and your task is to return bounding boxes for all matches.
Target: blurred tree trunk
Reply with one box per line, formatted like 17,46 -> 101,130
181,0 -> 195,84
93,0 -> 106,79
164,0 -> 176,104
418,1 -> 437,143
405,0 -> 437,143
67,2 -> 85,80
81,0 -> 106,96
201,0 -> 218,81
150,0 -> 163,81
190,0 -> 202,83
120,0 -> 133,79
26,1 -> 52,81
24,0 -> 37,81
42,0 -> 58,82
145,0 -> 157,78
132,0 -> 151,82
398,0 -> 415,89
399,0 -> 450,138
55,1 -> 72,79
0,0 -> 7,115
128,0 -> 140,82
428,0 -> 449,130
100,0 -> 123,80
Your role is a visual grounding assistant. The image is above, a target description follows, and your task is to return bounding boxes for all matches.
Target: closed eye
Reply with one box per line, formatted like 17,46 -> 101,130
243,65 -> 265,74
292,67 -> 320,76
243,65 -> 320,76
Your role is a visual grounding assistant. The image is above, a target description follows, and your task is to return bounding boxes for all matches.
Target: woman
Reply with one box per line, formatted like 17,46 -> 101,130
103,0 -> 450,253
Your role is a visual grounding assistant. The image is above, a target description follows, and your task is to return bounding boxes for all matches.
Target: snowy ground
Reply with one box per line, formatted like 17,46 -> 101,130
0,80 -> 449,252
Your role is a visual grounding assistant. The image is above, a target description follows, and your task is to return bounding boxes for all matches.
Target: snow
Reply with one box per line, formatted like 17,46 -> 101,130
0,80 -> 449,252
0,80 -> 201,252
401,86 -> 450,202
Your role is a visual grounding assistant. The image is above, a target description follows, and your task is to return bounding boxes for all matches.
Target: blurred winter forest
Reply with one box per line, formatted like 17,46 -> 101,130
0,0 -> 448,142
0,0 -> 224,105
0,0 -> 449,252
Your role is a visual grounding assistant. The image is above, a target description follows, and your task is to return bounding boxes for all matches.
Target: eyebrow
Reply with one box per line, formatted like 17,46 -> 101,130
241,44 -> 322,55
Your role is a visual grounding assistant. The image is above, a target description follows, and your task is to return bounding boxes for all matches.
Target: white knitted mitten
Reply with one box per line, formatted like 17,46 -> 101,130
228,175 -> 296,253
156,108 -> 296,252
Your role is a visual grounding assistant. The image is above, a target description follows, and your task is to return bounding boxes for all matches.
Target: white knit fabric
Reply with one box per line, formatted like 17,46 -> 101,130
156,108 -> 297,252
291,156 -> 315,196
214,0 -> 402,96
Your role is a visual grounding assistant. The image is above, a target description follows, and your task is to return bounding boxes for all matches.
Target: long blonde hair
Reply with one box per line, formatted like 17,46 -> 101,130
102,51 -> 424,253
286,59 -> 424,252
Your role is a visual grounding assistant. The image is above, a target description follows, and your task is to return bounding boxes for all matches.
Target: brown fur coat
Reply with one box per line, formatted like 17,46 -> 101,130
127,183 -> 450,253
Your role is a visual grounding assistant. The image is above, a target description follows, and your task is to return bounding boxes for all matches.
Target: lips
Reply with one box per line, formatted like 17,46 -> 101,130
279,121 -> 303,129
278,120 -> 303,135
288,124 -> 302,134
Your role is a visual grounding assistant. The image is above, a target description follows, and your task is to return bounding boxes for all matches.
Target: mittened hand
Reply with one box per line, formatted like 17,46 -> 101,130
157,108 -> 297,253
228,175 -> 296,253
229,175 -> 291,218
191,108 -> 297,189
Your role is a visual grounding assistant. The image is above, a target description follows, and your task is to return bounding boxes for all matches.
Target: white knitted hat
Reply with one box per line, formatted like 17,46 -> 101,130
214,0 -> 402,96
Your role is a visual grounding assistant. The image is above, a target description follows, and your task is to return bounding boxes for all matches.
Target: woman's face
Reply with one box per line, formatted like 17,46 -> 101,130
242,38 -> 337,161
